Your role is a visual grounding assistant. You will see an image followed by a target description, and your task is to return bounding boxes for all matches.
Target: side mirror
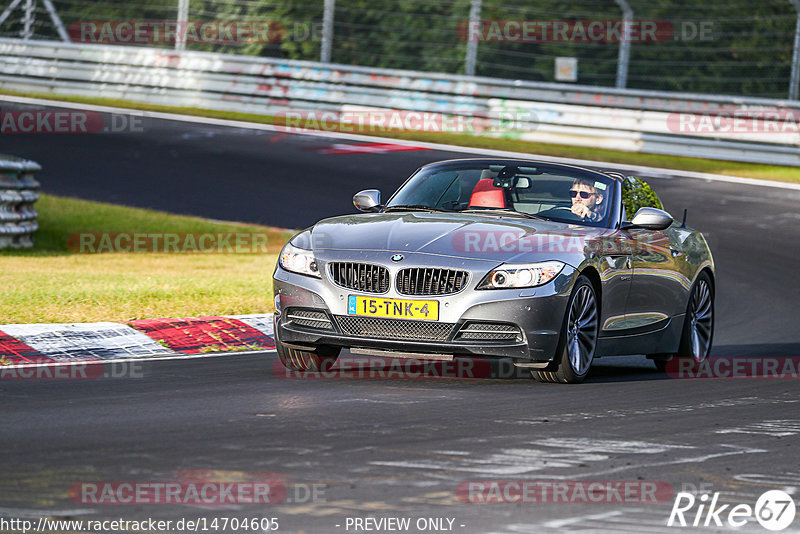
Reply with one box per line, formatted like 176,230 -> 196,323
622,207 -> 673,231
353,189 -> 382,212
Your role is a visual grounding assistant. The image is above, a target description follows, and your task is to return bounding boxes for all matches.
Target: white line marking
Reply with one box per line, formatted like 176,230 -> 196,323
563,444 -> 767,480
2,94 -> 799,191
372,439 -> 695,477
734,473 -> 800,490
542,511 -> 625,529
716,420 -> 800,437
495,396 -> 800,427
531,438 -> 693,455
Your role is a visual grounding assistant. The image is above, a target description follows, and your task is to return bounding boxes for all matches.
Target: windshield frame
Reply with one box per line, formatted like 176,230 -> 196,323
384,158 -> 622,229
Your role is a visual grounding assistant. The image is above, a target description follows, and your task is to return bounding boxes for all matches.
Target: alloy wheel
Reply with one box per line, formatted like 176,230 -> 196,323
689,278 -> 713,362
567,284 -> 598,375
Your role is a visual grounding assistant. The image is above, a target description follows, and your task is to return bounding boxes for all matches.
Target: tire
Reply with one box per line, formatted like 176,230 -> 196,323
532,275 -> 599,384
676,271 -> 715,363
275,339 -> 340,372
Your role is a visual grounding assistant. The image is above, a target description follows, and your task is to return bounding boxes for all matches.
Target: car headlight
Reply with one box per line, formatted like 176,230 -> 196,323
279,240 -> 320,278
477,261 -> 564,289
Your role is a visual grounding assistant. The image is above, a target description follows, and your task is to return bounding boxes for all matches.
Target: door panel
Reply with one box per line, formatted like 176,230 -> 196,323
625,227 -> 687,332
596,236 -> 632,337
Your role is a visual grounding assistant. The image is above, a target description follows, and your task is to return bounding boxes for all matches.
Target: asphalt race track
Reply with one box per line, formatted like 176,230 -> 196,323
2,104 -> 800,533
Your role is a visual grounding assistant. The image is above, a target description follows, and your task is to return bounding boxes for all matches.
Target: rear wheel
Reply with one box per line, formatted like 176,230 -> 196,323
276,339 -> 340,372
677,272 -> 714,363
650,272 -> 714,372
532,275 -> 599,384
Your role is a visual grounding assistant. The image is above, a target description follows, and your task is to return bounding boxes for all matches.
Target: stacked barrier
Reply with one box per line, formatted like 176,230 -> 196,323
0,154 -> 40,249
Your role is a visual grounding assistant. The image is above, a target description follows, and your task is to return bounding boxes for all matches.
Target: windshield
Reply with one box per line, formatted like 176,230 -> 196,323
386,162 -> 615,227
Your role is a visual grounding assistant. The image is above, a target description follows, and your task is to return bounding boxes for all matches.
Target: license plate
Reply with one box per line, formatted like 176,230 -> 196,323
348,295 -> 439,321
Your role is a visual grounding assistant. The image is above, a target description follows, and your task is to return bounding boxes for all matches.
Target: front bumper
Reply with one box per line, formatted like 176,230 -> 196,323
273,258 -> 574,363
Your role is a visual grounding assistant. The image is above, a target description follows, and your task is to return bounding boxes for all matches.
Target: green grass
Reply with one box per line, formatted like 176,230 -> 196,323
0,194 -> 295,323
3,88 -> 800,183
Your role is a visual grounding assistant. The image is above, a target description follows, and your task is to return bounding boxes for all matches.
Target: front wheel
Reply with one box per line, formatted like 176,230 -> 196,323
677,272 -> 714,363
532,275 -> 599,384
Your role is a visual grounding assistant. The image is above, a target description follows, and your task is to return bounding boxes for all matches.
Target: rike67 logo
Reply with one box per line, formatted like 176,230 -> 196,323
668,490 -> 795,531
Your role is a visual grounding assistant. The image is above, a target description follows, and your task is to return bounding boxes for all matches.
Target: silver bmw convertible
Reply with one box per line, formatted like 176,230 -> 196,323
272,158 -> 714,383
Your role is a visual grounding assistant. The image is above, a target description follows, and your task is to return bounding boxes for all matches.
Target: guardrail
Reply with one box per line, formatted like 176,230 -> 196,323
0,154 -> 40,249
1,38 -> 800,166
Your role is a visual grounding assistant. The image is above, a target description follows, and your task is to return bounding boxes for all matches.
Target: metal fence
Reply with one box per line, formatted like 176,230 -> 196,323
2,38 -> 800,166
2,0 -> 800,99
0,154 -> 40,249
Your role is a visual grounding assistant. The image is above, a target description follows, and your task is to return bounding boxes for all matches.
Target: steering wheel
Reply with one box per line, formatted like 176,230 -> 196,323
541,206 -> 594,222
549,206 -> 581,216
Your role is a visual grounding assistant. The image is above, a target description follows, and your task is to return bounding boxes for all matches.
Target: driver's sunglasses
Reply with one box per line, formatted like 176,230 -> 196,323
569,190 -> 593,199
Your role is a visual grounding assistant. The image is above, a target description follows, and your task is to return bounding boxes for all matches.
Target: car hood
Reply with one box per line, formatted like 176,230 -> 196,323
310,212 -> 606,265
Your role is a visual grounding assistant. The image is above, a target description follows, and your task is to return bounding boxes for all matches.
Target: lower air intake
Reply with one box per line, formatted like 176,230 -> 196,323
285,309 -> 334,331
455,322 -> 522,342
336,316 -> 455,342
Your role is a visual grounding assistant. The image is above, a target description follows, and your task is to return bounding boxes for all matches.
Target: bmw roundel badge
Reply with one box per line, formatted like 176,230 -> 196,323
391,254 -> 404,262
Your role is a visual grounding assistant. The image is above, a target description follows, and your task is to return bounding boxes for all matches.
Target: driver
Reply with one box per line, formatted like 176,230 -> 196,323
569,178 -> 605,222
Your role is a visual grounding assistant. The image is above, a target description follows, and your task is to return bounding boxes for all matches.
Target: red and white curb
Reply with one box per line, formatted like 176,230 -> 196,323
0,314 -> 275,368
